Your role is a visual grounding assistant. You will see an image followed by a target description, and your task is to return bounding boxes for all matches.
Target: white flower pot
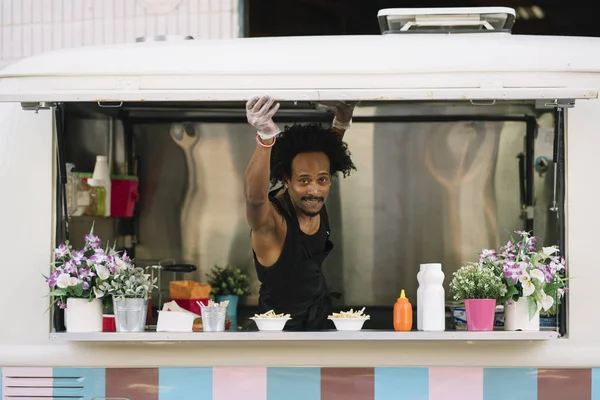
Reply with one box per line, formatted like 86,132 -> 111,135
504,297 -> 540,331
65,298 -> 103,333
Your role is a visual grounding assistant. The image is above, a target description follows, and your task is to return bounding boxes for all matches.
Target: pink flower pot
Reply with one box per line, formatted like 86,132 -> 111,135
464,299 -> 496,331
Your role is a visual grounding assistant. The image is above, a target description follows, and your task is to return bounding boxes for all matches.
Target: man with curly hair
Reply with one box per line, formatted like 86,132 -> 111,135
244,95 -> 357,331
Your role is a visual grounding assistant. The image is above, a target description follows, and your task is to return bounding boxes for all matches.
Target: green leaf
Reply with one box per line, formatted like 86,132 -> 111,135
71,283 -> 84,297
527,296 -> 537,320
49,288 -> 67,297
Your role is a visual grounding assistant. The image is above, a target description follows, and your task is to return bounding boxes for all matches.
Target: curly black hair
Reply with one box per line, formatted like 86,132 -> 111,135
270,123 -> 356,185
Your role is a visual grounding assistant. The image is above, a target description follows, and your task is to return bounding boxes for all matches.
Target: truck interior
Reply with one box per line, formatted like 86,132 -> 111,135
49,96 -> 569,335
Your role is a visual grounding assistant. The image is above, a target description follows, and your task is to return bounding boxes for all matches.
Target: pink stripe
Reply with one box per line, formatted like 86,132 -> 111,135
429,367 -> 483,400
2,367 -> 54,399
2,367 -> 53,377
212,367 -> 266,400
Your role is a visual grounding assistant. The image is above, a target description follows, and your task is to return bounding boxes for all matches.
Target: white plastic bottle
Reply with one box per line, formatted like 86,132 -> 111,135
89,155 -> 111,217
416,263 -> 430,331
421,263 -> 445,331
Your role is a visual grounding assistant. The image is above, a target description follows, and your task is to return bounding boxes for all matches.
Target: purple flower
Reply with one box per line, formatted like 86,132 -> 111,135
549,257 -> 565,274
63,260 -> 76,274
46,272 -> 58,288
558,288 -> 568,296
83,281 -> 90,291
84,233 -> 101,249
71,250 -> 85,264
479,248 -> 497,263
78,267 -> 95,280
500,241 -> 517,259
503,266 -> 522,283
514,230 -> 529,237
122,250 -> 131,263
527,237 -> 537,252
57,300 -> 66,309
541,265 -> 555,283
89,252 -> 108,264
108,262 -> 117,274
54,244 -> 68,259
502,259 -> 523,283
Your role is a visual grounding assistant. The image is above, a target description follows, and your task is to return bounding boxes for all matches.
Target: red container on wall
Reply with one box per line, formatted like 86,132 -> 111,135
110,176 -> 139,217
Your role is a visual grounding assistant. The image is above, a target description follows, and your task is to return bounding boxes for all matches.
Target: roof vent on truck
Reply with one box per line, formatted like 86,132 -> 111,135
377,7 -> 516,34
135,34 -> 194,42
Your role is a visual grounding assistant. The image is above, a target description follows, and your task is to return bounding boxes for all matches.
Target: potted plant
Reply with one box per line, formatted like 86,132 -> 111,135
44,228 -> 114,333
478,230 -> 567,331
98,257 -> 157,333
449,264 -> 504,331
206,264 -> 251,331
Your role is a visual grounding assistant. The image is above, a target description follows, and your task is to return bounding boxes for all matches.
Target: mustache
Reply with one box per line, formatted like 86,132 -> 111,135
301,196 -> 324,202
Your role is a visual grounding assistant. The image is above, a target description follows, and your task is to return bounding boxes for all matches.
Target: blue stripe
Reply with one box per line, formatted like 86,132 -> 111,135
159,367 -> 212,400
374,367 -> 428,400
592,368 -> 600,400
53,368 -> 105,399
267,367 -> 320,400
483,368 -> 537,400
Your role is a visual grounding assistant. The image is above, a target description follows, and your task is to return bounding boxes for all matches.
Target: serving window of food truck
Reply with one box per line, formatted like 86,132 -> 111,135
1,6 -> 599,359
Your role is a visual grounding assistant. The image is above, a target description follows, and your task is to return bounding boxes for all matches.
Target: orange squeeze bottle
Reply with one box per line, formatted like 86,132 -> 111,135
394,289 -> 413,332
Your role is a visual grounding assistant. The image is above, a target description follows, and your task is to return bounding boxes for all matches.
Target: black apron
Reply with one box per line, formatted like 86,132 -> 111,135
253,188 -> 340,331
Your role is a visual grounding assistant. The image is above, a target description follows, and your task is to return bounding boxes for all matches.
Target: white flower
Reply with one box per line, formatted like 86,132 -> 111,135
115,257 -> 128,273
542,246 -> 559,257
522,281 -> 535,296
530,269 -> 545,284
519,274 -> 535,296
94,287 -> 104,298
95,264 -> 110,280
541,294 -> 554,311
518,261 -> 529,271
67,277 -> 80,287
56,273 -> 71,289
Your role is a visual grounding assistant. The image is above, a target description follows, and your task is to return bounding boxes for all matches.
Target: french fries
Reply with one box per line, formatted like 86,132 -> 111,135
328,307 -> 370,319
253,309 -> 291,319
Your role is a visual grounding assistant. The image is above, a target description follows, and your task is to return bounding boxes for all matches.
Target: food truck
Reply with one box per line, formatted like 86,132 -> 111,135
0,6 -> 599,400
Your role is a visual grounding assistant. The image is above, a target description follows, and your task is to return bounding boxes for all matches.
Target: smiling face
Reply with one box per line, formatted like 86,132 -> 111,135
284,152 -> 332,217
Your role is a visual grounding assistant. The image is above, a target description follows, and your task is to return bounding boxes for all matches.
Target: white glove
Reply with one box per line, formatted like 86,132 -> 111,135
246,95 -> 281,140
316,101 -> 360,130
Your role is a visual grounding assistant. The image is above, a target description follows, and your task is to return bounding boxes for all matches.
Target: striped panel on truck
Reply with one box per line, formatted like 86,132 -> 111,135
1,366 -> 599,399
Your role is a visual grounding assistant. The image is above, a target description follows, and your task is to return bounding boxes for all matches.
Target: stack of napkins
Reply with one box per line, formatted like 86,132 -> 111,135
156,300 -> 200,332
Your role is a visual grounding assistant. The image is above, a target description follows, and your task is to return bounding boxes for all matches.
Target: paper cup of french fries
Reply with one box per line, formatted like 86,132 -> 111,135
250,310 -> 292,331
327,307 -> 370,331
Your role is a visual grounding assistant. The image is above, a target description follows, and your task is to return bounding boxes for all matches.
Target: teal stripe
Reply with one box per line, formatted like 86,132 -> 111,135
267,367 -> 320,400
483,368 -> 537,400
159,367 -> 212,400
375,368 -> 428,400
53,368 -> 105,399
592,368 -> 600,400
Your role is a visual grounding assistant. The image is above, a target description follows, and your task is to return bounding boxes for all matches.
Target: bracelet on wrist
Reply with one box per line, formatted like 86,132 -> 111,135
256,134 -> 276,148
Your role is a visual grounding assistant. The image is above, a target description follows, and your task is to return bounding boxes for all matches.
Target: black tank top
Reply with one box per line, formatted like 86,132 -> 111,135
252,188 -> 339,331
